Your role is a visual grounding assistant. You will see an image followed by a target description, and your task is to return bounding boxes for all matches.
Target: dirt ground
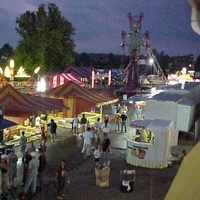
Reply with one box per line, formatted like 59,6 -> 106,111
14,103 -> 197,200
29,134 -> 196,200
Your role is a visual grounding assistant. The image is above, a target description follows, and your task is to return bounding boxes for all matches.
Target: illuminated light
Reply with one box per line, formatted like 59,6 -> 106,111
34,67 -> 40,74
181,67 -> 187,75
4,66 -> 10,77
149,58 -> 154,65
37,77 -> 46,92
0,67 -> 3,74
9,59 -> 14,69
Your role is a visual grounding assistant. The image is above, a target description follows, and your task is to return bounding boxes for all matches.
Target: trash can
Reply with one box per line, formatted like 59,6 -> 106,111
120,169 -> 135,193
95,167 -> 110,187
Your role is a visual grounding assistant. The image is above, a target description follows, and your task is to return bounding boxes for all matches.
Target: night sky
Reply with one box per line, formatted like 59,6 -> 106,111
0,0 -> 199,57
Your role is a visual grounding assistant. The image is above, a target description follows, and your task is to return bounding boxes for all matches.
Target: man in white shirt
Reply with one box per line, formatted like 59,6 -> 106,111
81,127 -> 93,157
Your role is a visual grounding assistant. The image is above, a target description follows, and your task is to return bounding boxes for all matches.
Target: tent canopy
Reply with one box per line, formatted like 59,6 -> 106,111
165,142 -> 200,200
62,66 -> 99,78
43,81 -> 119,107
48,72 -> 85,89
0,84 -> 68,115
39,81 -> 119,116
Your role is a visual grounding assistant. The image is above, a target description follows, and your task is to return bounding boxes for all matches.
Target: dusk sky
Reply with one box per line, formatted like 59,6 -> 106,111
0,0 -> 199,58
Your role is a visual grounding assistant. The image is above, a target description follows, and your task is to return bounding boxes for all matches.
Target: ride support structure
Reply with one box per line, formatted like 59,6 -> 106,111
119,12 -> 166,94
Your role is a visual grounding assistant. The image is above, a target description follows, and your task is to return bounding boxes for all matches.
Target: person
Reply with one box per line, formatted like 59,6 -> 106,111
3,128 -> 10,143
179,149 -> 187,162
7,148 -> 18,188
134,104 -> 142,120
116,103 -> 121,114
40,133 -> 47,152
17,192 -> 25,200
35,116 -> 41,127
72,115 -> 79,136
114,111 -> 121,131
40,124 -> 46,135
30,140 -> 36,152
139,127 -> 149,143
0,154 -> 9,198
55,159 -> 68,200
121,104 -> 128,114
101,120 -> 110,135
101,133 -> 110,162
80,113 -> 87,134
47,119 -> 57,142
120,111 -> 128,133
90,126 -> 96,150
94,117 -> 101,136
23,152 -> 39,197
104,113 -> 110,123
21,148 -> 32,187
81,126 -> 93,157
37,148 -> 46,190
93,146 -> 100,164
20,131 -> 27,156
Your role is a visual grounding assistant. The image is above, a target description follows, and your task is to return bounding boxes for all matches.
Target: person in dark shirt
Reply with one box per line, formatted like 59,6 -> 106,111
37,148 -> 46,190
80,114 -> 87,134
120,111 -> 128,133
55,159 -> 68,199
47,119 -> 57,142
102,133 -> 110,162
21,148 -> 32,186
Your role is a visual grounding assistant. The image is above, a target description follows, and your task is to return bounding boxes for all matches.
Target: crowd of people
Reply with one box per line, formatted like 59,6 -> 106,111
0,118 -> 68,200
0,103 -> 130,199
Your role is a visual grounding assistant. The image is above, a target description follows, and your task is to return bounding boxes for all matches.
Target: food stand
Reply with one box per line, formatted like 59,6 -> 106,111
126,119 -> 179,168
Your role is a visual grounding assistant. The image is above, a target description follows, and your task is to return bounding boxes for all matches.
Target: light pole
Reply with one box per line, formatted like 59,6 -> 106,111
9,59 -> 15,81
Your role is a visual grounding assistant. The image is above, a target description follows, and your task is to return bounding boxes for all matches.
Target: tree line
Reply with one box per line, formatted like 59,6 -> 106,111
0,3 -> 199,76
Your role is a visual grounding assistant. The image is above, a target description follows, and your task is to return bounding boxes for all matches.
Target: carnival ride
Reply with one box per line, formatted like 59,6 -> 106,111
118,12 -> 166,95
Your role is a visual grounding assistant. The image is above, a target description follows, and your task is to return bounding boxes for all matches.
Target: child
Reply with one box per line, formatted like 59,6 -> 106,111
93,146 -> 100,164
55,159 -> 68,200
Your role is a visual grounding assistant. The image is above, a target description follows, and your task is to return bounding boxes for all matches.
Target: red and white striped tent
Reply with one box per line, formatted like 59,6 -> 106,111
48,73 -> 85,89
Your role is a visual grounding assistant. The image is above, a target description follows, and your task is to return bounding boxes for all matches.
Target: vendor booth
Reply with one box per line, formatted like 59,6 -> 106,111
126,119 -> 179,169
0,84 -> 68,146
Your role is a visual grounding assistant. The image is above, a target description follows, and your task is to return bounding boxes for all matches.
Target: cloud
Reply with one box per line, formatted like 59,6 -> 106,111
0,0 -> 199,57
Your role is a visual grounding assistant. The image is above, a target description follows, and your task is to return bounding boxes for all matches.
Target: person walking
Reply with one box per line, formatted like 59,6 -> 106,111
21,148 -> 32,187
101,133 -> 111,162
101,120 -> 110,135
121,104 -> 128,114
40,132 -> 47,152
47,119 -> 57,142
120,111 -> 128,133
114,111 -> 121,131
20,131 -> 27,157
104,113 -> 110,123
55,159 -> 68,200
81,126 -> 93,157
93,146 -> 100,164
94,117 -> 101,136
37,148 -> 46,190
0,154 -> 9,198
23,152 -> 39,197
80,113 -> 87,135
7,148 -> 18,189
72,115 -> 79,136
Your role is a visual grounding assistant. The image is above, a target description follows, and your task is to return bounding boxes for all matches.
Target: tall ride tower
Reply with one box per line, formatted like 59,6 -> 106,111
120,12 -> 144,94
